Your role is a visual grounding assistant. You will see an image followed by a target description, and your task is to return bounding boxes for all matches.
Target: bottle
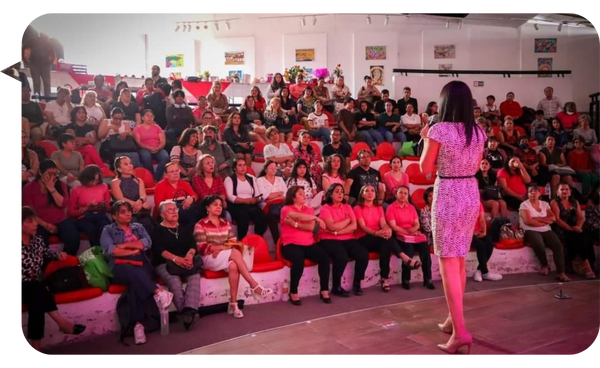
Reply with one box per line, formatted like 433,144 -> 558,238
544,183 -> 552,198
281,279 -> 289,301
160,308 -> 169,336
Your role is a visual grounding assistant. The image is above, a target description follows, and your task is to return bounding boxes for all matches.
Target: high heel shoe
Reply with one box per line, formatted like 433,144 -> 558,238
437,333 -> 473,354
437,322 -> 452,334
251,284 -> 273,300
319,292 -> 332,304
61,324 -> 86,335
289,293 -> 302,306
227,302 -> 244,319
380,279 -> 391,293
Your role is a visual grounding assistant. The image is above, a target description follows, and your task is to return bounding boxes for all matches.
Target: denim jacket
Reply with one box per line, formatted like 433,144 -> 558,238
100,222 -> 152,269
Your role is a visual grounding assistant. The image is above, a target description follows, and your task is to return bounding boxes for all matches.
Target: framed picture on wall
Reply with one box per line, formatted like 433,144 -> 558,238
535,38 -> 557,53
225,52 -> 245,65
438,64 -> 453,71
370,65 -> 384,85
295,49 -> 315,62
365,46 -> 386,60
538,58 -> 552,77
434,45 -> 456,59
165,54 -> 184,68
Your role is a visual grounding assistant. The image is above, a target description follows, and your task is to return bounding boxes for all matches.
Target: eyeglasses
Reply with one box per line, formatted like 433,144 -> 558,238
164,208 -> 179,214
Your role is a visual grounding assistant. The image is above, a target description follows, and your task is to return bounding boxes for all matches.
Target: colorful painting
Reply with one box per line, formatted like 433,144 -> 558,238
365,46 -> 387,60
438,64 -> 453,71
370,65 -> 384,85
225,51 -> 245,65
165,54 -> 184,68
538,58 -> 553,77
295,49 -> 315,62
169,72 -> 182,80
535,38 -> 557,53
228,70 -> 243,80
434,45 -> 456,59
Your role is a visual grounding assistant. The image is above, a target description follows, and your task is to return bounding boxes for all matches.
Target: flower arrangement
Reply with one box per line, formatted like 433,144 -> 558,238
203,70 -> 211,81
332,64 -> 343,79
284,65 -> 307,83
313,68 -> 329,79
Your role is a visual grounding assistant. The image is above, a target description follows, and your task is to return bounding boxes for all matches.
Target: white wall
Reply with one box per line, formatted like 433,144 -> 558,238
200,36 -> 256,81
352,32 -> 398,93
283,33 -> 327,74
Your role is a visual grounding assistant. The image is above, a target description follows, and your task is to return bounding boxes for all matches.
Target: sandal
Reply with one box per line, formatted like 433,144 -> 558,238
228,302 -> 244,319
251,284 -> 273,300
404,258 -> 422,270
380,279 -> 391,293
556,274 -> 571,282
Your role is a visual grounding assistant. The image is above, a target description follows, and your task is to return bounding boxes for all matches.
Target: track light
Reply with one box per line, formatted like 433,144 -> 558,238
534,23 -> 539,31
384,15 -> 389,26
558,22 -> 563,32
367,15 -> 371,25
175,23 -> 180,32
445,20 -> 449,29
214,22 -> 219,31
458,20 -> 463,29
313,16 -> 317,26
301,17 -> 306,27
226,21 -> 231,30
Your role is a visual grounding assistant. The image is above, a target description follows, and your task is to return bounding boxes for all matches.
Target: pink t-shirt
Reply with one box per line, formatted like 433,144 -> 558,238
383,171 -> 410,200
281,205 -> 316,246
353,204 -> 384,238
385,201 -> 418,230
134,124 -> 163,149
68,184 -> 111,218
322,173 -> 344,187
319,203 -> 356,241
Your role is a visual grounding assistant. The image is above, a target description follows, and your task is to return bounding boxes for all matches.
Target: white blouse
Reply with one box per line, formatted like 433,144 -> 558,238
401,113 -> 421,128
85,105 -> 105,125
256,176 -> 287,208
519,200 -> 552,232
224,174 -> 259,202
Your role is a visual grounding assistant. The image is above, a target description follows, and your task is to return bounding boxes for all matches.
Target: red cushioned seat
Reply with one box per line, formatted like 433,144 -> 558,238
54,287 -> 103,304
252,142 -> 266,163
514,126 -> 526,137
133,167 -> 155,194
411,188 -> 426,210
351,142 -> 372,161
403,156 -> 420,161
276,238 -> 316,268
44,255 -> 80,278
203,270 -> 228,279
292,124 -> 304,141
49,235 -> 61,245
406,163 -> 436,185
323,110 -> 336,126
368,252 -> 380,260
376,142 -> 395,161
379,163 -> 391,177
246,166 -> 256,176
242,234 -> 284,273
108,284 -> 128,294
495,239 -> 525,250
101,167 -> 116,178
36,140 -> 58,158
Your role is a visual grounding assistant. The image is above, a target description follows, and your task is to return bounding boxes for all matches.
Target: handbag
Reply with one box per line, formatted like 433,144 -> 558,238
46,265 -> 89,293
165,255 -> 204,276
483,186 -> 503,201
77,246 -> 113,291
107,134 -> 138,153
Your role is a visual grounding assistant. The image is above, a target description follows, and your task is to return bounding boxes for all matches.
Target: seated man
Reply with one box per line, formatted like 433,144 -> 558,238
322,127 -> 351,169
344,149 -> 385,206
374,89 -> 396,115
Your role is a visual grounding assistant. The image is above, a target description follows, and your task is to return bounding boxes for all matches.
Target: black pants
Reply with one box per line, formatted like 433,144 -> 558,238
563,230 -> 595,266
110,256 -> 156,324
470,235 -> 494,274
227,203 -> 267,240
319,239 -> 369,288
22,281 -> 58,340
396,239 -> 432,282
281,244 -> 330,294
358,235 -> 395,279
37,218 -> 80,255
76,212 -> 110,247
266,213 -> 280,246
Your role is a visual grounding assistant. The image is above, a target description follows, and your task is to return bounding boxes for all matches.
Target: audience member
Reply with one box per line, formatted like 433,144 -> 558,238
51,133 -> 84,188
22,131 -> 39,185
484,137 -> 508,172
573,115 -> 598,146
378,100 -> 406,144
287,159 -> 321,212
266,73 -> 286,100
44,87 -> 74,135
240,96 -> 267,144
496,116 -> 519,155
419,187 -> 434,246
314,77 -> 333,113
153,162 -> 198,229
224,112 -> 253,167
401,103 -> 422,142
356,76 -> 381,105
497,157 -> 531,210
133,109 -> 169,182
151,65 -> 169,86
297,87 -> 317,122
136,78 -> 155,107
322,153 -> 348,194
482,95 -> 500,120
264,97 -> 290,137
289,74 -> 307,101
537,86 -> 562,120
256,160 -> 287,246
475,158 -> 508,219
294,130 -> 323,188
198,125 -> 235,178
263,127 -> 293,177
250,86 -> 266,114
422,101 -> 439,126
307,100 -> 331,145
471,203 -> 502,282
396,86 -> 419,116
206,81 -> 229,115
66,106 -> 105,168
539,135 -> 575,198
322,127 -> 351,168
556,101 -> 580,131
331,76 -> 351,115
355,100 -> 383,152
191,96 -> 217,126
337,99 -> 357,144
97,107 -> 138,166
499,92 -> 522,121
170,128 -> 201,180
22,85 -> 45,142
374,89 -> 396,115
278,87 -> 298,128
81,91 -> 106,127
530,110 -> 549,145
383,156 -> 409,203
345,149 -> 385,205
165,90 -> 194,142
548,119 -> 569,152
112,89 -> 141,128
568,137 -> 599,196
516,136 -> 541,181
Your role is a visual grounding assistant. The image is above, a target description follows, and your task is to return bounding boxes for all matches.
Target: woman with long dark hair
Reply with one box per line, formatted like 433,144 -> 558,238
293,130 -> 323,189
223,112 -> 253,167
66,106 -> 106,168
278,87 -> 297,126
170,128 -> 202,180
287,158 -> 321,212
267,73 -> 287,100
322,154 -> 347,193
419,80 -> 486,353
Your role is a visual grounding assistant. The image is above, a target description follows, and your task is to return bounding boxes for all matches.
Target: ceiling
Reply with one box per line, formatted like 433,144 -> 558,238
421,13 -> 594,29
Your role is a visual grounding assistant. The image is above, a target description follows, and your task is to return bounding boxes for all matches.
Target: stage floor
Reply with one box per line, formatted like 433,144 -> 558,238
184,280 -> 599,355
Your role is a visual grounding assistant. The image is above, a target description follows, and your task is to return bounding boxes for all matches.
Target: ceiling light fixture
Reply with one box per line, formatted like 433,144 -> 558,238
175,23 -> 180,32
458,20 -> 463,29
214,22 -> 219,31
534,23 -> 539,31
558,22 -> 563,32
367,15 -> 371,25
384,15 -> 389,26
445,20 -> 449,29
313,16 -> 317,26
301,17 -> 306,27
226,21 -> 231,30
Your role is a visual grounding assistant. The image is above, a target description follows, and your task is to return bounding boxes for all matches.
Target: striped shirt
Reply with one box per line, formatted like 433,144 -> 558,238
537,97 -> 562,119
193,217 -> 236,256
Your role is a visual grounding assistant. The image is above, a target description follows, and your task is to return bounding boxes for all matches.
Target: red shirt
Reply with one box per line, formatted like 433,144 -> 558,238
497,168 -> 526,197
289,83 -> 307,101
153,179 -> 198,216
280,205 -> 315,246
136,88 -> 154,107
354,204 -> 384,238
556,111 -> 580,130
568,150 -> 594,172
68,184 -> 111,219
319,203 -> 356,241
193,217 -> 236,256
23,181 -> 69,225
500,100 -> 522,119
254,97 -> 266,113
192,175 -> 226,200
385,201 -> 418,232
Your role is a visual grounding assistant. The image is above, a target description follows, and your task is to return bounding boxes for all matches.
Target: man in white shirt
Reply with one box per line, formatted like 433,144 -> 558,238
43,87 -> 74,139
263,127 -> 294,177
537,86 -> 562,120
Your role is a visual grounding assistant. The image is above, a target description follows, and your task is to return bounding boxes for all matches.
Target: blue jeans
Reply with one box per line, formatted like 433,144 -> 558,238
533,132 -> 548,146
37,218 -> 80,255
310,127 -> 331,145
380,129 -> 407,144
111,256 -> 156,324
355,129 -> 384,150
76,212 -> 110,247
139,149 -> 170,181
165,128 -> 184,142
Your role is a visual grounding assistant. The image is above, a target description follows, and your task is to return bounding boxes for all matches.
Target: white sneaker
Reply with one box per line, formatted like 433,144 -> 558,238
154,290 -> 173,310
483,272 -> 503,281
134,324 -> 146,345
473,270 -> 483,282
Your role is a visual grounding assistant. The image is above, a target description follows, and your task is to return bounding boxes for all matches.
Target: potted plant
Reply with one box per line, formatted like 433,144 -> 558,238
203,70 -> 211,81
331,64 -> 343,82
284,65 -> 306,83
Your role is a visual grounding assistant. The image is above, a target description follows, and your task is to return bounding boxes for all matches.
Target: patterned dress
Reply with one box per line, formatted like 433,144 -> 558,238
293,145 -> 323,189
428,123 -> 486,257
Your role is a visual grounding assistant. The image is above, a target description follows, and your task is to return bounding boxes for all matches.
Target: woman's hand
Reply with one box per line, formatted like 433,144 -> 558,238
66,173 -> 76,183
316,218 -> 326,229
58,252 -> 68,261
132,199 -> 143,213
45,223 -> 58,234
420,124 -> 430,140
118,132 -> 129,141
182,196 -> 194,210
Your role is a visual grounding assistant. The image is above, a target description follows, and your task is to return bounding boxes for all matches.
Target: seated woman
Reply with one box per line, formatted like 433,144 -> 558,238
573,115 -> 598,147
224,158 -> 267,240
111,156 -> 153,233
356,75 -> 381,106
112,88 -> 141,129
383,156 -> 410,204
332,76 -> 351,116
556,101 -> 580,132
22,130 -> 39,186
401,103 -> 422,142
519,185 -> 570,282
266,73 -> 286,100
51,133 -> 84,188
165,90 -> 194,142
386,186 -> 434,290
250,86 -> 267,114
314,77 -> 332,113
280,186 -> 331,305
98,107 -> 138,166
496,116 -> 520,155
548,119 -> 569,152
22,207 -> 86,351
206,81 -> 229,115
516,135 -> 541,180
585,190 -> 600,253
223,112 -> 253,168
256,160 -> 287,247
551,183 -> 595,279
133,109 -> 170,182
293,130 -> 323,189
240,96 -> 267,144
170,128 -> 202,181
191,154 -> 229,221
278,87 -> 298,128
539,135 -> 575,198
322,154 -> 347,193
287,159 -> 322,213
568,137 -> 599,196
484,137 -> 508,173
471,203 -> 502,282
353,184 -> 401,293
194,195 -> 272,318
68,165 -> 111,248
81,90 -> 106,127
419,187 -> 434,247
307,100 -> 331,145
297,87 -> 317,124
153,162 -> 199,229
265,98 -> 293,144
23,160 -> 80,255
263,126 -> 294,178
100,201 -> 173,345
475,158 -> 508,219
497,157 -> 531,210
151,200 -> 201,330
66,106 -> 106,168
318,184 -> 369,296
